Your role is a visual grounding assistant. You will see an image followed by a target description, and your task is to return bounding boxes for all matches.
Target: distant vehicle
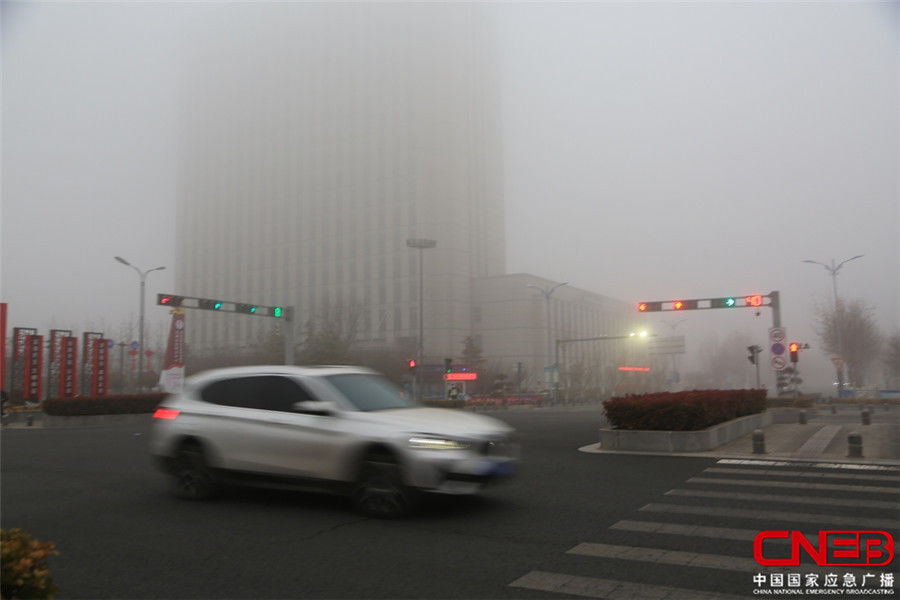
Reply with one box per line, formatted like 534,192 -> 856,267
149,365 -> 518,517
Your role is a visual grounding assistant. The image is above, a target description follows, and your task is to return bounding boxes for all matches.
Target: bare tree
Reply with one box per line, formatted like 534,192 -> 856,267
883,332 -> 900,389
298,307 -> 361,365
814,298 -> 882,387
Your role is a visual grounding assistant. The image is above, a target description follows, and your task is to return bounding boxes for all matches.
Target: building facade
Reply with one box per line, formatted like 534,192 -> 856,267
174,4 -> 638,390
176,4 -> 504,358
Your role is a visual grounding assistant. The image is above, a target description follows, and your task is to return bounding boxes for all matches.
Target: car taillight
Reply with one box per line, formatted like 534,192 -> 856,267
153,408 -> 180,420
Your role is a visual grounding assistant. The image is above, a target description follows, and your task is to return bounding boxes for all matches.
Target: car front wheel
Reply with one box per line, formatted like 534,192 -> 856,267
353,454 -> 415,518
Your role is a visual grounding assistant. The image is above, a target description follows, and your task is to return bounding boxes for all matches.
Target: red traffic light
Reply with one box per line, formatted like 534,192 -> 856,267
746,294 -> 764,307
407,359 -> 416,370
673,300 -> 685,310
789,342 -> 799,363
157,294 -> 183,307
638,302 -> 648,312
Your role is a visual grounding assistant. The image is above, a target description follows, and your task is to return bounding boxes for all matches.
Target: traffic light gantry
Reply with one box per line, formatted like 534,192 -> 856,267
637,294 -> 767,313
157,294 -> 287,319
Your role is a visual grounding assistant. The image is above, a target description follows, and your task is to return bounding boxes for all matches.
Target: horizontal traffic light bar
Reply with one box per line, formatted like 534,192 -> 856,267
637,294 -> 769,312
157,294 -> 286,318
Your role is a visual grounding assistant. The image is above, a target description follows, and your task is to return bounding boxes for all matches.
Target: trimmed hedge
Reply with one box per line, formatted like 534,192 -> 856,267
602,389 -> 767,431
42,394 -> 166,417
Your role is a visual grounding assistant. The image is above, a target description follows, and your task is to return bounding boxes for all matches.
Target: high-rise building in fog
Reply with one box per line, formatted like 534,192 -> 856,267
176,4 -> 504,358
176,4 -> 641,390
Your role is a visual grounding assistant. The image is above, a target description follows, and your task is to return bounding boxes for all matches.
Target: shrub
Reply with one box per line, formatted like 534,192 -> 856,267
602,389 -> 767,431
42,394 -> 165,417
1,528 -> 59,599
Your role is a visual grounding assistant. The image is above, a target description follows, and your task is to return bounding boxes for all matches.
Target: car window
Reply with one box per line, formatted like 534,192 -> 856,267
323,373 -> 419,412
200,375 -> 313,412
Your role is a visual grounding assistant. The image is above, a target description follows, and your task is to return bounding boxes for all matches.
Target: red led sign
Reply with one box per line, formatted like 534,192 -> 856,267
443,372 -> 478,381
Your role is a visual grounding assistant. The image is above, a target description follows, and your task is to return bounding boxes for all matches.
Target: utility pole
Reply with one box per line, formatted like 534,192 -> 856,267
528,282 -> 568,402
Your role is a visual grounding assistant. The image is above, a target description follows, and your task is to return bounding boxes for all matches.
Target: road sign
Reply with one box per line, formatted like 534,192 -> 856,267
131,341 -> 139,350
769,327 -> 786,343
771,342 -> 786,356
648,336 -> 685,355
771,356 -> 787,371
831,357 -> 845,371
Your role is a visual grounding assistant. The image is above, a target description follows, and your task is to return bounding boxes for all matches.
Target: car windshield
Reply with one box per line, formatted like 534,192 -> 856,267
323,373 -> 420,412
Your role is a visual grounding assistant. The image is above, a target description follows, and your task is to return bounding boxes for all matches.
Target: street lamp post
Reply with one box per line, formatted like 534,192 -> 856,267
115,256 -> 165,389
802,255 -> 864,394
528,282 -> 568,402
406,239 -> 436,400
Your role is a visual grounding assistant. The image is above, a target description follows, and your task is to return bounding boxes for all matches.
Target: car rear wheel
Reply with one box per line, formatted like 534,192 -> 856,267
172,442 -> 217,500
353,454 -> 414,518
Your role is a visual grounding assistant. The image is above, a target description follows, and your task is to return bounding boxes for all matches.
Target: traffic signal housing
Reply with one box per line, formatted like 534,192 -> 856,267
157,294 -> 184,307
789,342 -> 799,363
444,358 -> 453,373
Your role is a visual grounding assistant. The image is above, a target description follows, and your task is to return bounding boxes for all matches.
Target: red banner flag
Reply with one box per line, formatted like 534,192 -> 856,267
23,335 -> 43,403
91,340 -> 109,396
59,337 -> 78,398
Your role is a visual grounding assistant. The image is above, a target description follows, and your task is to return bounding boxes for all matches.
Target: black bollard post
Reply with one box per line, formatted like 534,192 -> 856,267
752,429 -> 766,454
798,409 -> 807,425
847,432 -> 863,458
861,409 -> 871,425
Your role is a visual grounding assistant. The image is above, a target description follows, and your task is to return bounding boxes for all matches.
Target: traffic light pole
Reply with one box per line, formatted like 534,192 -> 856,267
284,307 -> 295,366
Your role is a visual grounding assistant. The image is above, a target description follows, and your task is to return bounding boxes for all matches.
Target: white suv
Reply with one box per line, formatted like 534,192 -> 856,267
149,365 -> 518,517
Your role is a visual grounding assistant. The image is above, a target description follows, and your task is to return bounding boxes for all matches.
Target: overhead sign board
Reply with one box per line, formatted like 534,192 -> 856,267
648,336 -> 685,355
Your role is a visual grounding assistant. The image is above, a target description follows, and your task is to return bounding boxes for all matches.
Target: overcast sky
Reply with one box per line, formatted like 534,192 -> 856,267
2,1 -> 897,392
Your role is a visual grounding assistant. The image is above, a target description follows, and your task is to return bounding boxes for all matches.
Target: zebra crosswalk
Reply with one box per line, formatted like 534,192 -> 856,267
510,458 -> 899,599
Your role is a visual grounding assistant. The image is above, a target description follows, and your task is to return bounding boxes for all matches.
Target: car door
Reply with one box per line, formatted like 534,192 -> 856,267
245,375 -> 351,480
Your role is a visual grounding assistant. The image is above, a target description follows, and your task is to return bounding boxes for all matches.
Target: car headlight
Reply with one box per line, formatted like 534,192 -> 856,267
408,436 -> 472,450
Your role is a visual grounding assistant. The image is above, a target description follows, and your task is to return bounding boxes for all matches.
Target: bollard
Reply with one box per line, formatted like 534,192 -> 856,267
861,409 -> 871,425
25,414 -> 33,427
752,429 -> 766,454
847,432 -> 863,458
798,409 -> 807,425
830,402 -> 837,414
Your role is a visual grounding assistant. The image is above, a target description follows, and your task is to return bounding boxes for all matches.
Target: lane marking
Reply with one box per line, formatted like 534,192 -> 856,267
704,466 -> 900,482
716,458 -> 899,472
687,476 -> 899,495
665,488 -> 900,510
640,503 -> 898,530
510,570 -> 745,600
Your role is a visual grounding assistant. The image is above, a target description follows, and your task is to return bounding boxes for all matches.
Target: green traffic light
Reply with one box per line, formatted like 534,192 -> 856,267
214,302 -> 223,310
725,297 -> 736,307
273,307 -> 283,318
250,306 -> 257,314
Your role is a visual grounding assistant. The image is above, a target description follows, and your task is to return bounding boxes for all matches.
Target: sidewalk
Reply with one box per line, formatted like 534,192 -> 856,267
584,404 -> 900,466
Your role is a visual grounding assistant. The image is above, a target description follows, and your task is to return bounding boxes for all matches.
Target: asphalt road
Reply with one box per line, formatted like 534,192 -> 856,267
2,408 -> 897,599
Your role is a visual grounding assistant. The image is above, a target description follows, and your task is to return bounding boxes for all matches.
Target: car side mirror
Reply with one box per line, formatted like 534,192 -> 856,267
292,400 -> 335,416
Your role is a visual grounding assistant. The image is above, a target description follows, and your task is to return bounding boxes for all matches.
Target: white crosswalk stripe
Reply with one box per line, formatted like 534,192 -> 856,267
508,458 -> 899,598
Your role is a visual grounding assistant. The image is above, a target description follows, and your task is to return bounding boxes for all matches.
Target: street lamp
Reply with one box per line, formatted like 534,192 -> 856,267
115,256 -> 165,389
528,281 -> 568,400
802,255 -> 864,393
406,238 -> 436,399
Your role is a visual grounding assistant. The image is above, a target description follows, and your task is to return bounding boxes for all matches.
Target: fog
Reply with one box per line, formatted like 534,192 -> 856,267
2,2 -> 897,394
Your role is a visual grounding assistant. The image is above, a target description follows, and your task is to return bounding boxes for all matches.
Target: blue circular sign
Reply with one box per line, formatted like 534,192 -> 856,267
771,342 -> 785,355
131,341 -> 139,350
